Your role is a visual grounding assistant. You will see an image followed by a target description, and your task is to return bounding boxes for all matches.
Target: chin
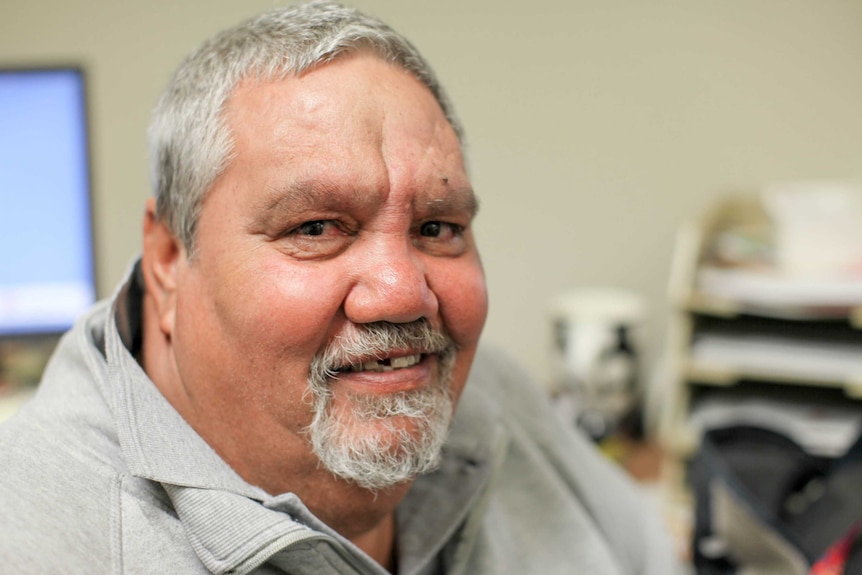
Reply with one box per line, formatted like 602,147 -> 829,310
307,386 -> 454,490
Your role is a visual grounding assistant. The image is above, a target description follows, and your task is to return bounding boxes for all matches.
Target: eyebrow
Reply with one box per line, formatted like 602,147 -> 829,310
257,178 -> 479,223
260,179 -> 380,213
415,185 -> 480,219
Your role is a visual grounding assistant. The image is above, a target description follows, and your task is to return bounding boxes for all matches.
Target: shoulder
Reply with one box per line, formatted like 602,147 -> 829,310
465,343 -> 553,414
0,409 -> 119,571
0,308 -> 124,569
459,343 -> 680,574
461,343 -> 577,450
0,397 -> 198,572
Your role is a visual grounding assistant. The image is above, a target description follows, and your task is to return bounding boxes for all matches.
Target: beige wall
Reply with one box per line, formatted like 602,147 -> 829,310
3,0 -> 861,387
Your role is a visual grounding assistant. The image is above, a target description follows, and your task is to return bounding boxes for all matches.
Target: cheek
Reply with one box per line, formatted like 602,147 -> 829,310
431,257 -> 488,347
223,261 -> 349,354
428,257 -> 487,406
176,259 -> 350,421
179,251 -> 350,390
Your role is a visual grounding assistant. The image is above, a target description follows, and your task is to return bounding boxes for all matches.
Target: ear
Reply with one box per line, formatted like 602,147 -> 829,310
141,197 -> 183,338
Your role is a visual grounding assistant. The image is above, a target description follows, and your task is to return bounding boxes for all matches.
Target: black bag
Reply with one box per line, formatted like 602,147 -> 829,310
689,425 -> 862,575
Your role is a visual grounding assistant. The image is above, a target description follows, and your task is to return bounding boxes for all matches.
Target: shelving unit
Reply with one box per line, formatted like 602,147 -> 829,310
659,194 -> 862,459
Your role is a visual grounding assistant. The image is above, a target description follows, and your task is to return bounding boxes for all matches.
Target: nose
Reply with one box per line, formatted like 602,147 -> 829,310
344,237 -> 439,325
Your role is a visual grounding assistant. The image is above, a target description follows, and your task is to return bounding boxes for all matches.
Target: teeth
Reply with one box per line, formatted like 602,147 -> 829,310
361,360 -> 388,372
349,354 -> 421,373
390,355 -> 420,369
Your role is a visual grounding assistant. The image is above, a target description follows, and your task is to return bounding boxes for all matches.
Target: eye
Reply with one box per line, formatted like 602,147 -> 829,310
278,219 -> 353,259
298,220 -> 327,236
415,220 -> 467,256
420,221 -> 443,237
419,220 -> 463,239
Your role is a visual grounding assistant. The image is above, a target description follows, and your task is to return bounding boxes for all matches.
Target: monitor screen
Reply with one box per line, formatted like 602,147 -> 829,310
0,67 -> 96,336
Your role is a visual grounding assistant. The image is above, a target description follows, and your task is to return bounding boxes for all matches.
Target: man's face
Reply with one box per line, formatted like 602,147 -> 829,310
166,54 -> 487,491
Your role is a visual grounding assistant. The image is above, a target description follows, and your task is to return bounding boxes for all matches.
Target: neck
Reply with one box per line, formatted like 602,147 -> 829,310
282,471 -> 407,571
298,474 -> 409,538
351,511 -> 397,571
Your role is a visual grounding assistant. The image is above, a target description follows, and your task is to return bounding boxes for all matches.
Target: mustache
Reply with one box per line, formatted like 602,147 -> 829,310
309,319 -> 457,382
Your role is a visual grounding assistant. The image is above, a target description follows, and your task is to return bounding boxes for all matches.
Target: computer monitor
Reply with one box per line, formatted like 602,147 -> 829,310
0,67 -> 96,337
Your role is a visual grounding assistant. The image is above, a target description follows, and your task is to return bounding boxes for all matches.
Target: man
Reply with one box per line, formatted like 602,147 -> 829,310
0,2 -> 678,573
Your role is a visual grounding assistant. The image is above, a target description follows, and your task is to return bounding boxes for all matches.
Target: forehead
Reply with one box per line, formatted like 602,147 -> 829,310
221,54 -> 468,190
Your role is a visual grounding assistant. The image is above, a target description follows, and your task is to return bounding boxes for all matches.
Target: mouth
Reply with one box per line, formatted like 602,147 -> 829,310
339,353 -> 425,373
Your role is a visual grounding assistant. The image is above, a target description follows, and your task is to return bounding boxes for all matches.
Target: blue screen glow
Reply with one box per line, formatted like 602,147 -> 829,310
0,68 -> 95,335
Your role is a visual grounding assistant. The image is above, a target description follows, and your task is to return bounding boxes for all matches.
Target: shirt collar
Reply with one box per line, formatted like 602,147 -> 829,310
106,261 -> 267,499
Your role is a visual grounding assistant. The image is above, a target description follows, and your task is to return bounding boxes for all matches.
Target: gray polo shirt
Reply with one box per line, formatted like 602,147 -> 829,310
0,263 -> 679,574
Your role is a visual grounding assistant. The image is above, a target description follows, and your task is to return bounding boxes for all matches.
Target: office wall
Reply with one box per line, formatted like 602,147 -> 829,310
2,0 -> 861,388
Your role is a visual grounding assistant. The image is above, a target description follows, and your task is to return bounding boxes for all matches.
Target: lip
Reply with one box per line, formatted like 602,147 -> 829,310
332,353 -> 438,395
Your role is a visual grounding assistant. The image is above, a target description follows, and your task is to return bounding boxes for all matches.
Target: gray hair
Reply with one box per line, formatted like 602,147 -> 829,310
149,0 -> 464,255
